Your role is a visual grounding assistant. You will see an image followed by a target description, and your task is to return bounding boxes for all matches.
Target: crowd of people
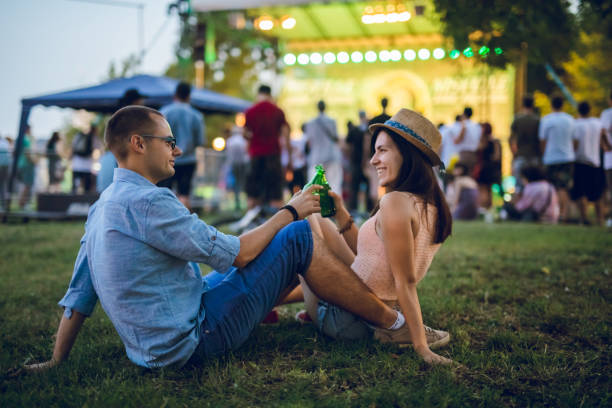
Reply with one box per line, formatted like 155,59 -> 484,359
224,90 -> 612,228
2,86 -> 612,229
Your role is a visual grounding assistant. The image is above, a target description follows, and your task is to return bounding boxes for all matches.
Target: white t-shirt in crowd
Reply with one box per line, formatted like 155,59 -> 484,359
539,111 -> 576,165
600,107 -> 612,170
454,119 -> 481,153
573,117 -> 602,167
438,124 -> 457,168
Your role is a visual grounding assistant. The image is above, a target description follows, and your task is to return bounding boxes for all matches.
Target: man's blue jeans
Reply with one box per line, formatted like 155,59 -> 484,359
189,220 -> 313,363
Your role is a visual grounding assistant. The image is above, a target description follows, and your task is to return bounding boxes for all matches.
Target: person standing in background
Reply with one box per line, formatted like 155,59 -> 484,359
600,89 -> 612,227
287,125 -> 307,194
438,117 -> 459,170
46,131 -> 62,192
570,102 -> 605,225
304,100 -> 343,193
159,82 -> 204,211
510,95 -> 540,192
539,96 -> 576,222
71,124 -> 97,194
244,85 -> 291,210
225,126 -> 249,211
475,123 -> 502,209
18,125 -> 36,208
453,107 -> 481,174
346,111 -> 372,212
0,135 -> 11,209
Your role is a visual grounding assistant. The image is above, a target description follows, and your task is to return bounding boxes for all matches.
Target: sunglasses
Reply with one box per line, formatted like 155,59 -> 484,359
141,135 -> 176,150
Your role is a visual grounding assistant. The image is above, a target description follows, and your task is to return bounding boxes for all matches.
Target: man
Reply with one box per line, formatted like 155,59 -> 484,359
159,82 -> 204,210
304,100 -> 342,193
539,96 -> 576,221
600,89 -> 612,227
244,85 -> 291,210
346,111 -> 371,211
25,106 -> 451,371
510,95 -> 541,191
570,101 -> 605,225
453,107 -> 481,173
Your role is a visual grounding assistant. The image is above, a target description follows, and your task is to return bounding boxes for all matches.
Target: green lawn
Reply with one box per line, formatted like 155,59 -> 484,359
1,220 -> 610,407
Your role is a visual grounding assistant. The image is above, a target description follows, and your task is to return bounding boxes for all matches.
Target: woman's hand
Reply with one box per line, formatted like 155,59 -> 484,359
415,345 -> 452,366
328,190 -> 350,221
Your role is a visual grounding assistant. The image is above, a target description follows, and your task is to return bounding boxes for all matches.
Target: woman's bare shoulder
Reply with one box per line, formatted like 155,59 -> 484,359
379,192 -> 418,220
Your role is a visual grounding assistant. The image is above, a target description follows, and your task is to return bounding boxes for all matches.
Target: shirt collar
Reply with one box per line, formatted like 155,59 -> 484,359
113,168 -> 156,187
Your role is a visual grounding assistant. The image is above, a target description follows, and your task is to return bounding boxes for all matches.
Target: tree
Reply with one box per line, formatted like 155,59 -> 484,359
432,0 -> 579,93
562,0 -> 612,114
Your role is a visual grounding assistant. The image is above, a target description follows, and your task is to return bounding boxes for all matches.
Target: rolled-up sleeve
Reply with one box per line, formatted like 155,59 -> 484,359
144,190 -> 240,271
58,236 -> 98,318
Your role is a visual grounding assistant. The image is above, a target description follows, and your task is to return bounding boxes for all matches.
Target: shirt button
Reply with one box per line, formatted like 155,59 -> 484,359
211,236 -> 216,241
205,330 -> 210,334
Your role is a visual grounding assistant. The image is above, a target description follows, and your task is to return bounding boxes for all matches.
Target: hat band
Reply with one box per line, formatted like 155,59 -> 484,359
384,120 -> 432,150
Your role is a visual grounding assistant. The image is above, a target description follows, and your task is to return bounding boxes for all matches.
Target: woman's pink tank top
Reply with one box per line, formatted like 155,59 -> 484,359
351,196 -> 441,301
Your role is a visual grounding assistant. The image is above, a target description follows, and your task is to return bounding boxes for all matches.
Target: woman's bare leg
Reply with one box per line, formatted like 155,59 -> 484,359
308,214 -> 355,266
302,218 -> 397,328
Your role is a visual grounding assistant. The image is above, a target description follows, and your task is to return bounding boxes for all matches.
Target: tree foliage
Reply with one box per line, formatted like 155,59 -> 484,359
432,0 -> 578,92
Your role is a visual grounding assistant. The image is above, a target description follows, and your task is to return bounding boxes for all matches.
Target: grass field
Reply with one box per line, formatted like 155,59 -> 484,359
1,220 -> 611,407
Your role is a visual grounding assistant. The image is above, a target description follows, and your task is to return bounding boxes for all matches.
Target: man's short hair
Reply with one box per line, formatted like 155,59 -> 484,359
578,101 -> 590,116
175,82 -> 191,100
258,85 -> 272,95
105,106 -> 164,160
463,107 -> 473,118
455,114 -> 462,122
317,100 -> 326,112
523,95 -> 534,109
551,96 -> 564,110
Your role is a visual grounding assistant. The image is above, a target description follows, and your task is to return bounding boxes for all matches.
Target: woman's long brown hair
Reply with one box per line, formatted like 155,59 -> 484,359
370,129 -> 452,243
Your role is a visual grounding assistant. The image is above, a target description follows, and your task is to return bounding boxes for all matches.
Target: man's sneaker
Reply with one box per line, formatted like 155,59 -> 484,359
374,324 -> 450,349
295,309 -> 313,324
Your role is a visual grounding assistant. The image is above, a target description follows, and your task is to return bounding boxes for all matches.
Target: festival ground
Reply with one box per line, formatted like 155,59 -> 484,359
2,219 -> 610,407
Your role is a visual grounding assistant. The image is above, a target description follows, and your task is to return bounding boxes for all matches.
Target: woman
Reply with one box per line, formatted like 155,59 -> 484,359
474,122 -> 502,209
299,109 -> 453,365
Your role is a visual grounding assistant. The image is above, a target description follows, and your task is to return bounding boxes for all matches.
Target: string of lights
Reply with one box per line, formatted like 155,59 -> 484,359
282,46 -> 503,66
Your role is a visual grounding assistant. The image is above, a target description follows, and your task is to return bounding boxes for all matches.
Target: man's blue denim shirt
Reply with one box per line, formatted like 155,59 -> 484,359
59,168 -> 240,368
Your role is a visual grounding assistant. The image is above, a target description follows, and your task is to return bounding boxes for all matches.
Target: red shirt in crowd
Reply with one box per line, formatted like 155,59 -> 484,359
245,100 -> 287,157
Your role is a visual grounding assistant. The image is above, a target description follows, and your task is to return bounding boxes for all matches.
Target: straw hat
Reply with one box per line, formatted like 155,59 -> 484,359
369,108 -> 443,168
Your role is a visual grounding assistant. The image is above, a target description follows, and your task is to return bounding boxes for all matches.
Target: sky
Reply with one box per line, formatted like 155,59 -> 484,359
0,0 -> 180,140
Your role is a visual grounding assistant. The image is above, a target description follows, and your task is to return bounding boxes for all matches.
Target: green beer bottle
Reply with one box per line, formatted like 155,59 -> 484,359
304,165 -> 336,217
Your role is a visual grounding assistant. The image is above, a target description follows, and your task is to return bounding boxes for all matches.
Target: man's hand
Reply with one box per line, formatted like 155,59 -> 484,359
286,185 -> 322,219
